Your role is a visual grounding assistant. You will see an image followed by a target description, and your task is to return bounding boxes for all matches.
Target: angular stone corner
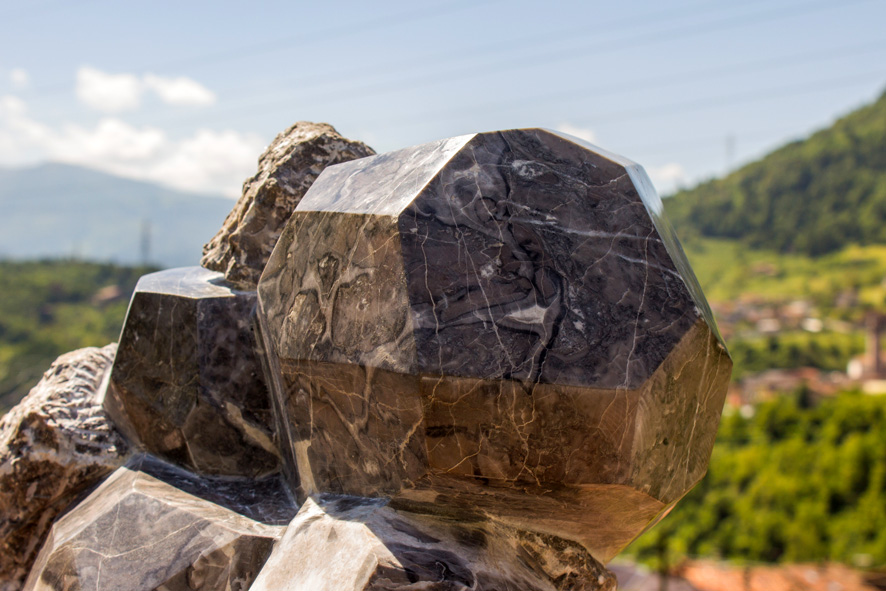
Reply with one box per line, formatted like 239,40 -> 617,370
0,344 -> 129,591
104,266 -> 280,478
23,457 -> 284,591
257,128 -> 732,561
251,495 -> 616,591
202,121 -> 375,289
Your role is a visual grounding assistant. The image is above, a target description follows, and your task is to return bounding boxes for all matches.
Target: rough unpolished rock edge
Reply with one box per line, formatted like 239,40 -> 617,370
0,344 -> 129,591
201,121 -> 375,289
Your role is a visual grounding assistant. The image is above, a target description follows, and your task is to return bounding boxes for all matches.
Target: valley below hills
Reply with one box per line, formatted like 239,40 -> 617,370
0,162 -> 233,268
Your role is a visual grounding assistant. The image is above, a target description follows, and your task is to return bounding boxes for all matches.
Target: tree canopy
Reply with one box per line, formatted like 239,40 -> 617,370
665,89 -> 886,256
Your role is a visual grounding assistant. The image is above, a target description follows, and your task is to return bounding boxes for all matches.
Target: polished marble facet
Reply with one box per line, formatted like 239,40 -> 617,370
104,266 -> 279,477
251,494 -> 616,591
23,457 -> 284,591
257,128 -> 732,561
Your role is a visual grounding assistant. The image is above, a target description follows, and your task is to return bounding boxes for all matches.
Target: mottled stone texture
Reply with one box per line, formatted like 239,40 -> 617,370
251,495 -> 616,591
202,121 -> 375,288
23,458 -> 283,591
257,128 -> 732,561
104,267 -> 279,478
0,345 -> 128,591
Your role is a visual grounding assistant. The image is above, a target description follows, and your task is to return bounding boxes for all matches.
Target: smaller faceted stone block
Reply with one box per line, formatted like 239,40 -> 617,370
104,267 -> 279,477
250,495 -> 616,591
0,345 -> 128,591
23,458 -> 284,591
202,121 -> 376,288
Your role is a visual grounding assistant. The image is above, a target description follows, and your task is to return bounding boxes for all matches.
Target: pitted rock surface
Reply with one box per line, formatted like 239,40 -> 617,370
201,121 -> 375,288
0,344 -> 129,591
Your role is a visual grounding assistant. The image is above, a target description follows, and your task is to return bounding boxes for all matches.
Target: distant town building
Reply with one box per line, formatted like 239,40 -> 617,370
847,312 -> 886,393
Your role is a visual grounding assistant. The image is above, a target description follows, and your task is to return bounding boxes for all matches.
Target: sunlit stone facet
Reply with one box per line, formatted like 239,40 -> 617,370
255,128 -> 732,561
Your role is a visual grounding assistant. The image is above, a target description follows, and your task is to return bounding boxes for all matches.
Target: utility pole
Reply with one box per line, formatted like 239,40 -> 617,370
725,134 -> 736,173
140,219 -> 151,267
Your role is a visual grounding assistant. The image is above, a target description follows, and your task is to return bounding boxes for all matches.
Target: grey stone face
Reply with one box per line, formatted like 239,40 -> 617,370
104,267 -> 279,478
0,345 -> 129,591
22,457 -> 284,591
201,121 -> 375,289
257,129 -> 732,562
251,494 -> 616,591
128,454 -> 298,526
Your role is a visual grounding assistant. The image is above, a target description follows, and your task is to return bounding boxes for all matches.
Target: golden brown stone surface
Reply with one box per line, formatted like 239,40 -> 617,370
256,129 -> 732,562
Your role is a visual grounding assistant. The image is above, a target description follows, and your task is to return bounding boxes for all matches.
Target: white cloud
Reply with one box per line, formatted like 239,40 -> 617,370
0,95 -> 263,197
144,73 -> 216,106
49,119 -> 166,162
646,162 -> 687,196
0,95 -> 26,117
555,123 -> 597,144
0,95 -> 52,164
10,68 -> 29,90
75,66 -> 217,113
76,66 -> 143,113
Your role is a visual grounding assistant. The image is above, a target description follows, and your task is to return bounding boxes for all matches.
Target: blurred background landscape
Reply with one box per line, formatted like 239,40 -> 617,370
1,1 -> 885,589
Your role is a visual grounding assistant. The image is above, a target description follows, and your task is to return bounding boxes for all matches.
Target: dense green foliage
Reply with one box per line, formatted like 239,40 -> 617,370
729,332 -> 863,381
666,90 -> 886,256
627,391 -> 886,567
683,238 -> 886,311
0,260 -> 155,411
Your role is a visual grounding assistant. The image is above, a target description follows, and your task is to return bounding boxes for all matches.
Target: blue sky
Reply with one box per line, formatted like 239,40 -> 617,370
0,0 -> 883,197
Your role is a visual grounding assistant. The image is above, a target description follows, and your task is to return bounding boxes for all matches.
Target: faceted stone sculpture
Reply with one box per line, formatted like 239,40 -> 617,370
23,457 -> 284,591
257,129 -> 732,562
202,121 -> 375,289
251,495 -> 616,591
103,266 -> 279,478
0,345 -> 129,591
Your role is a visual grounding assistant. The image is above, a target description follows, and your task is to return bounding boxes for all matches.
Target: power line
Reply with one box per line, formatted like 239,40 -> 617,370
24,0 -> 855,108
0,0 -> 100,23
145,0 -> 879,130
148,0 -> 505,73
23,0 -> 502,97
203,0 -> 776,100
360,41 -> 886,130
573,70 -> 884,125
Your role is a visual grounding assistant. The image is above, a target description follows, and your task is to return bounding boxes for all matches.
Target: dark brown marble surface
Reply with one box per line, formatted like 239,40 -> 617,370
257,128 -> 732,562
104,267 -> 280,478
22,458 -> 284,591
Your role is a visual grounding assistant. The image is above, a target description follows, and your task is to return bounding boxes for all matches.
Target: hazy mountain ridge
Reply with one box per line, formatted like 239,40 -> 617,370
665,89 -> 886,255
0,162 -> 234,267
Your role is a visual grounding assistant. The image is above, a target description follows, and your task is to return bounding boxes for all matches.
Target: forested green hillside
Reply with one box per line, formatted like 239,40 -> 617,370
0,261 -> 155,411
665,90 -> 886,255
627,390 -> 886,567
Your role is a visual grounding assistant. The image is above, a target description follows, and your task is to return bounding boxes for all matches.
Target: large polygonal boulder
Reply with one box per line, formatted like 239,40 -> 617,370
251,495 -> 616,591
257,129 -> 732,562
103,267 -> 279,478
202,121 -> 376,289
0,344 -> 128,591
23,457 -> 284,591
